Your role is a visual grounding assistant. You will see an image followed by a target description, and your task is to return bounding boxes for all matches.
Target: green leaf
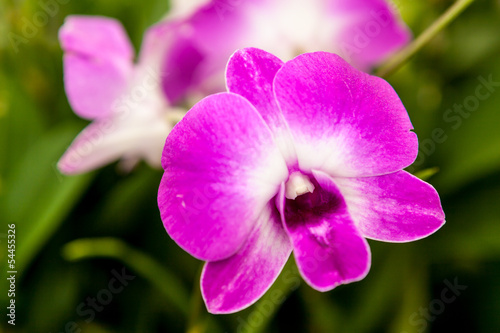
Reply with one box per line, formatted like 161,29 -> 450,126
0,73 -> 46,182
1,123 -> 94,280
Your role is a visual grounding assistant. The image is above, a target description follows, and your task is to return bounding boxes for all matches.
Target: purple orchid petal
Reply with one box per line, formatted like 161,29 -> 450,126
159,0 -> 411,103
226,48 -> 296,162
59,15 -> 134,60
158,92 -> 288,261
274,52 -> 418,177
227,48 -> 284,131
328,0 -> 411,68
58,113 -> 171,174
62,54 -> 132,120
201,202 -> 292,314
160,34 -> 205,104
333,170 -> 445,242
281,169 -> 370,291
161,2 -> 249,103
60,16 -> 134,120
158,48 -> 445,313
58,15 -> 181,174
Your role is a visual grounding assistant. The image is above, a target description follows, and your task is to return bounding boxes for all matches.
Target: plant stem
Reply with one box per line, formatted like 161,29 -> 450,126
376,0 -> 475,78
186,266 -> 206,333
62,237 -> 191,316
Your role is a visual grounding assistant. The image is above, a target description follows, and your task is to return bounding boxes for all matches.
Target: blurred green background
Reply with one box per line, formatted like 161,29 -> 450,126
1,0 -> 500,332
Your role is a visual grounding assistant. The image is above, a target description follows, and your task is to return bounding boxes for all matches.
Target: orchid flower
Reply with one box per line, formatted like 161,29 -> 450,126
57,16 -> 184,174
58,0 -> 410,174
162,0 -> 411,104
157,48 -> 445,314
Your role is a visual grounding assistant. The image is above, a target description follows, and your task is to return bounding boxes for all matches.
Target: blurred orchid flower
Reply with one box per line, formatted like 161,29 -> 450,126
57,16 -> 184,174
162,0 -> 411,104
59,0 -> 410,174
157,48 -> 445,314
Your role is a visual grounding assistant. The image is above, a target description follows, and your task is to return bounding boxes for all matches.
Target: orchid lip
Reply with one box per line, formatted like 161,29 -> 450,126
285,171 -> 315,200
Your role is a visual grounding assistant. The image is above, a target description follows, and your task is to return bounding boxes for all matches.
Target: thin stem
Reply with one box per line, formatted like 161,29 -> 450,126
186,265 -> 206,333
62,237 -> 191,316
243,257 -> 300,333
376,0 -> 475,78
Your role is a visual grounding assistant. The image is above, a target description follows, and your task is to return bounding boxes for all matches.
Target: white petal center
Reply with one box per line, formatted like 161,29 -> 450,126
285,172 -> 315,200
